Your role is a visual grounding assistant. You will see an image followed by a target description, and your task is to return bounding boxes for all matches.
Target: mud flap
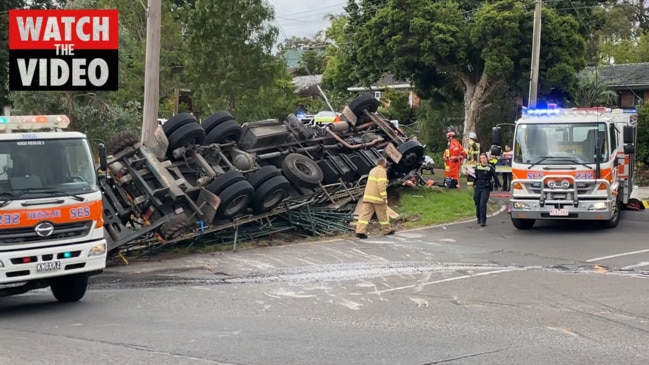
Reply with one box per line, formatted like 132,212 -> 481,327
197,189 -> 221,224
145,126 -> 170,160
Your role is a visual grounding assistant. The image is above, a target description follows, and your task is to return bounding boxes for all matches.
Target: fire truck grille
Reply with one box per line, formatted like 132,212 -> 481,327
0,221 -> 93,245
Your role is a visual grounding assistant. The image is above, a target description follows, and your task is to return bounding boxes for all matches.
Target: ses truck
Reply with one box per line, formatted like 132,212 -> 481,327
492,107 -> 638,230
0,115 -> 106,302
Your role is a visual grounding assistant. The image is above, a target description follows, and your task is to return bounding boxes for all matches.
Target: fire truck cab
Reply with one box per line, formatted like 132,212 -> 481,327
0,115 -> 106,302
492,107 -> 637,230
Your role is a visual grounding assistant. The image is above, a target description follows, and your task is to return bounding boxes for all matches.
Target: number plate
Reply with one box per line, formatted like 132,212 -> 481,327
549,208 -> 569,216
36,261 -> 61,272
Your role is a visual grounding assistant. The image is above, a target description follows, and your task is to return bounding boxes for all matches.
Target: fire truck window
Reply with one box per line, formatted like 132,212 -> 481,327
609,124 -> 617,154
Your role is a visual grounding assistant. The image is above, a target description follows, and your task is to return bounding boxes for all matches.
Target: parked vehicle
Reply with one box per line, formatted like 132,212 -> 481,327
492,107 -> 638,230
0,115 -> 107,301
102,94 -> 426,255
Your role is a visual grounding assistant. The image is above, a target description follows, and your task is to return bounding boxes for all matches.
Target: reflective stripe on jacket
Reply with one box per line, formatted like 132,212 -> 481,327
363,165 -> 388,204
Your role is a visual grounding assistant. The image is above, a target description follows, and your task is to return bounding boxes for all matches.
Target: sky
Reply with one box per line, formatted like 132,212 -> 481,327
268,0 -> 346,42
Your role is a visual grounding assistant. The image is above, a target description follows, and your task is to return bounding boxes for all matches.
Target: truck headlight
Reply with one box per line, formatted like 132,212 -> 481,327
513,202 -> 530,210
588,202 -> 607,210
88,243 -> 106,257
561,180 -> 570,189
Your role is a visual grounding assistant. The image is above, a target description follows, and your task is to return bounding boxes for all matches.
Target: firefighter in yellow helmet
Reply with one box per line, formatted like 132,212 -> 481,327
465,132 -> 480,187
355,157 -> 395,239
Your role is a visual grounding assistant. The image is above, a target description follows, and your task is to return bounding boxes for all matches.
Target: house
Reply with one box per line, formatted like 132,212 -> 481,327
590,63 -> 649,108
347,74 -> 420,107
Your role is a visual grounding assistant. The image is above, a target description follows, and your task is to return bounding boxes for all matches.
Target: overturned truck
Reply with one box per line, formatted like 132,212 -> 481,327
101,94 -> 425,256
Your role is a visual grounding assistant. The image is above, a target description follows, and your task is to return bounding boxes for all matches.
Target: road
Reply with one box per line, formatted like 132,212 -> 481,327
2,208 -> 649,365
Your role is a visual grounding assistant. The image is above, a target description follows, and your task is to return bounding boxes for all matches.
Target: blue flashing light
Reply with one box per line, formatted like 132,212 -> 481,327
523,108 -> 562,115
63,251 -> 72,258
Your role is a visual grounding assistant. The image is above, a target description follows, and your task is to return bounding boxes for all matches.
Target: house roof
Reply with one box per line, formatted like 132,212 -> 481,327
587,63 -> 649,89
292,74 -> 323,92
347,74 -> 412,91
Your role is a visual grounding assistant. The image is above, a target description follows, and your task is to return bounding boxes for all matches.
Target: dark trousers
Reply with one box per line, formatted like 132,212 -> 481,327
501,173 -> 512,191
474,186 -> 490,224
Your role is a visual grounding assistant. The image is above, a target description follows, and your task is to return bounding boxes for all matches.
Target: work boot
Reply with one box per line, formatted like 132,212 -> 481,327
384,230 -> 395,236
356,233 -> 368,239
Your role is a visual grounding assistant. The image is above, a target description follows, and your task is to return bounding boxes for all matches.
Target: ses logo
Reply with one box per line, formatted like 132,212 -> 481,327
8,9 -> 118,91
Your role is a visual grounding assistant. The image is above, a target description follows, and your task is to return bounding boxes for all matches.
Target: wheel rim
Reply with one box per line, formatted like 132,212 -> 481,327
263,189 -> 285,209
224,194 -> 250,216
296,161 -> 315,176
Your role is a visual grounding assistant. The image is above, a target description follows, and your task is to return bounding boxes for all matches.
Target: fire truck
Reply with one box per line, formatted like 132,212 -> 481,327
492,107 -> 638,230
0,115 -> 107,301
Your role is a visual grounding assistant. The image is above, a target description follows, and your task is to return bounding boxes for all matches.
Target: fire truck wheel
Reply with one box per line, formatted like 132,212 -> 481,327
252,175 -> 291,214
202,111 -> 234,134
603,198 -> 621,228
216,180 -> 255,219
395,140 -> 425,172
348,93 -> 380,120
167,122 -> 206,159
248,165 -> 282,189
163,112 -> 198,137
208,170 -> 246,195
49,273 -> 88,302
282,153 -> 324,189
160,214 -> 193,240
107,130 -> 139,155
203,119 -> 242,145
511,217 -> 535,230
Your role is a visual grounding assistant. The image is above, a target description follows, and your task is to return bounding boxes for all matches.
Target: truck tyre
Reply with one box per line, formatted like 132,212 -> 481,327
282,153 -> 324,189
163,112 -> 198,137
348,93 -> 380,119
208,170 -> 246,195
160,214 -> 193,240
511,217 -> 535,230
49,273 -> 88,302
395,140 -> 425,172
202,111 -> 234,134
216,180 -> 254,219
251,175 -> 291,214
603,198 -> 621,229
107,130 -> 139,155
203,119 -> 242,145
167,122 -> 206,159
248,165 -> 282,189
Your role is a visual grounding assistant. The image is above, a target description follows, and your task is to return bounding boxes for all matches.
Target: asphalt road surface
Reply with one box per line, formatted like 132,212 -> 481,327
2,208 -> 649,365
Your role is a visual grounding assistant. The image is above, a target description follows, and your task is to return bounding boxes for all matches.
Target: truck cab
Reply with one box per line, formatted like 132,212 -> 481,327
0,115 -> 106,302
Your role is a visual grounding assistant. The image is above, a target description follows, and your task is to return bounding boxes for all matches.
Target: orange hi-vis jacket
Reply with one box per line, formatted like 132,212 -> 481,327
363,165 -> 388,204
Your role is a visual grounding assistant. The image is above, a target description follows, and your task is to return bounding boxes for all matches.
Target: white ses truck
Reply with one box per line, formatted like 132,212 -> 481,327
492,107 -> 638,230
0,115 -> 107,302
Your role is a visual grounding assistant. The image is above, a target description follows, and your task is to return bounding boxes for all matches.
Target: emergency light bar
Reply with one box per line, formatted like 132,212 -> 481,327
0,115 -> 70,132
520,106 -> 636,117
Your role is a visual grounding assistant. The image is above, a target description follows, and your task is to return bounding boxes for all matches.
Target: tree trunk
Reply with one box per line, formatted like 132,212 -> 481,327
65,91 -> 76,131
460,73 -> 501,147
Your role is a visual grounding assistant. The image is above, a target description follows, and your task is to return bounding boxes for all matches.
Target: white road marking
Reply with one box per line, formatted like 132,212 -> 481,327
621,262 -> 649,270
586,249 -> 649,263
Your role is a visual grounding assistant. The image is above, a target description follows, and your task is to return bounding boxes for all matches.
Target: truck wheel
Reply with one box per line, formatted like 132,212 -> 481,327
167,122 -> 206,159
216,180 -> 254,219
208,170 -> 246,195
203,119 -> 242,145
282,153 -> 324,189
163,112 -> 198,137
49,273 -> 88,302
202,111 -> 234,134
248,165 -> 282,189
511,217 -> 535,230
160,214 -> 193,240
603,198 -> 621,229
107,131 -> 139,155
251,175 -> 290,214
348,93 -> 380,119
395,140 -> 425,172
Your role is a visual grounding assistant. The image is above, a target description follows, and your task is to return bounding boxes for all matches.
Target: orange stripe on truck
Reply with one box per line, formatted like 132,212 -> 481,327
0,199 -> 103,229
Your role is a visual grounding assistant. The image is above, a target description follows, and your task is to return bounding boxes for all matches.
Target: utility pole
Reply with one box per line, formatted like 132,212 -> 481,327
528,0 -> 543,108
173,87 -> 180,116
141,0 -> 161,146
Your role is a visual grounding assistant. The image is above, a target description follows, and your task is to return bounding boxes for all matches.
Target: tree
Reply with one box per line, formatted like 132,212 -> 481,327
294,49 -> 327,76
184,0 -> 279,116
571,69 -> 617,107
0,0 -> 24,108
353,0 -> 586,142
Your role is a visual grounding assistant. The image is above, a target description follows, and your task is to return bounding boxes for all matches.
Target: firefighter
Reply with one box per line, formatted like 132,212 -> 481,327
465,132 -> 480,187
356,157 -> 395,239
446,131 -> 466,188
474,153 -> 501,227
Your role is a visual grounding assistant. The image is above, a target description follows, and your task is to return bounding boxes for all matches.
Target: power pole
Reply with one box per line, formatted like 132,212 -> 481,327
528,0 -> 543,108
141,0 -> 161,146
173,87 -> 180,116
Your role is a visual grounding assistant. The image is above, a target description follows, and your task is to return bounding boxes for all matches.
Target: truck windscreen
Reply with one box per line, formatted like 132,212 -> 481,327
0,138 -> 97,198
514,122 -> 608,164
